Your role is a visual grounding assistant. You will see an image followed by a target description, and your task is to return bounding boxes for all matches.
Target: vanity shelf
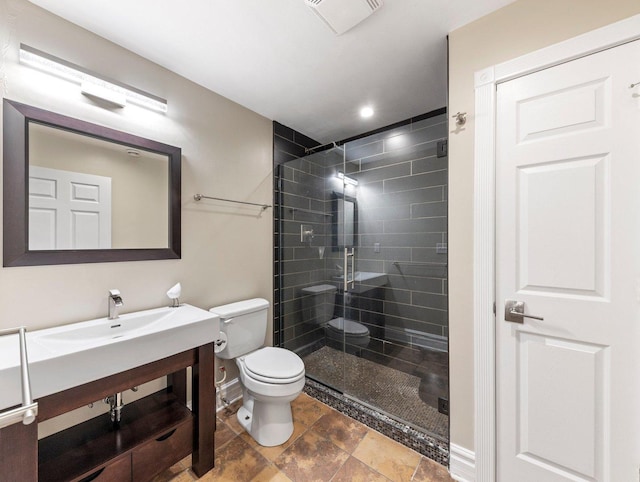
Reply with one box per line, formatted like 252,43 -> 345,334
39,391 -> 192,482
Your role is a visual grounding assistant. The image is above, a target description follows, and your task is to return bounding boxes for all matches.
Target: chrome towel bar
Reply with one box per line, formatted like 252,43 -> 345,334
0,327 -> 38,428
194,194 -> 271,212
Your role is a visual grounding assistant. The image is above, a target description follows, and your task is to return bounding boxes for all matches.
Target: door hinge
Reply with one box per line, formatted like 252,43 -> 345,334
493,301 -> 496,315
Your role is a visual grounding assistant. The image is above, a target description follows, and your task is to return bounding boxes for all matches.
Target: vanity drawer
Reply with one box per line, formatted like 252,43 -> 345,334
132,418 -> 193,481
74,455 -> 131,482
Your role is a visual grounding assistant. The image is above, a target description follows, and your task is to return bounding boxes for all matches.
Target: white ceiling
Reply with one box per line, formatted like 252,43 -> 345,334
28,0 -> 514,143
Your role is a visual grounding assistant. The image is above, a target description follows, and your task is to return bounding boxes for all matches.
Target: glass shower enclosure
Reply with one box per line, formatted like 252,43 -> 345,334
276,115 -> 449,442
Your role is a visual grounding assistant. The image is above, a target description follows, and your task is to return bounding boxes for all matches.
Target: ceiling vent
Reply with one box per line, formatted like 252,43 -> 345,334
305,0 -> 383,35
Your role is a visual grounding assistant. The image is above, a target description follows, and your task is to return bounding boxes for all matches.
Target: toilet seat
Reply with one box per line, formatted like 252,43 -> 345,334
241,347 -> 305,384
327,317 -> 369,336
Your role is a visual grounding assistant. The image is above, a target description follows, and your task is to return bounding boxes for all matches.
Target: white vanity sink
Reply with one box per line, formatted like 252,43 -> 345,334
0,304 -> 220,411
36,308 -> 182,347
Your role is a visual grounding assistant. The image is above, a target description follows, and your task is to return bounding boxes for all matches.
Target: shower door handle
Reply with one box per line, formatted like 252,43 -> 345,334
344,248 -> 355,291
349,248 -> 355,290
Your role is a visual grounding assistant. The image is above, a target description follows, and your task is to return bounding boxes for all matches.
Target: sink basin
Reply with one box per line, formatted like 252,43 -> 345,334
334,271 -> 388,289
0,304 -> 220,411
36,309 -> 180,348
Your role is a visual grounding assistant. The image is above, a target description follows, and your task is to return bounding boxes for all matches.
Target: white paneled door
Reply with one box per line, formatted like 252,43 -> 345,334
496,40 -> 640,481
29,166 -> 112,250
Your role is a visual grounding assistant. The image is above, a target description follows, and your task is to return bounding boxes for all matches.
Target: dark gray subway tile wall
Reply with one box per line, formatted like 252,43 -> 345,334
273,111 -> 448,372
273,121 -> 322,347
347,113 -> 448,357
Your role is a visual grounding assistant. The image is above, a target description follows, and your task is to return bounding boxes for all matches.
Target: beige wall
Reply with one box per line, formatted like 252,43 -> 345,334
1,0 -> 272,432
448,0 -> 640,451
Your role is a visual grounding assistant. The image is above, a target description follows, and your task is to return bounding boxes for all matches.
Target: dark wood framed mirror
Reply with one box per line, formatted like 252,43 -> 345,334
3,99 -> 181,266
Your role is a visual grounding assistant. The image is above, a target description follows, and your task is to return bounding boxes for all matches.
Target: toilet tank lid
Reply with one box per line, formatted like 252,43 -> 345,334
301,284 -> 337,294
209,298 -> 268,319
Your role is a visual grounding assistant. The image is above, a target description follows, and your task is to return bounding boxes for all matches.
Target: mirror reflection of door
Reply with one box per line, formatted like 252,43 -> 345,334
29,122 -> 169,250
29,166 -> 112,250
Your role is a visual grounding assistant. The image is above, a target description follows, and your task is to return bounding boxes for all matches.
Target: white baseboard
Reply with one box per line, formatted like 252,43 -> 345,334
449,443 -> 476,482
216,377 -> 242,412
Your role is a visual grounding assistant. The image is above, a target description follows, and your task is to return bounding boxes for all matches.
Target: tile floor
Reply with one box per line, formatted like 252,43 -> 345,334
157,393 -> 453,482
303,347 -> 449,441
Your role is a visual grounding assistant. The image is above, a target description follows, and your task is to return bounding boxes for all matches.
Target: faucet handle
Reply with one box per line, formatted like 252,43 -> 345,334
109,289 -> 123,306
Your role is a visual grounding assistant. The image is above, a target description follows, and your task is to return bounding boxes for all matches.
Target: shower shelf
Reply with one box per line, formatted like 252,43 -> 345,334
392,261 -> 448,278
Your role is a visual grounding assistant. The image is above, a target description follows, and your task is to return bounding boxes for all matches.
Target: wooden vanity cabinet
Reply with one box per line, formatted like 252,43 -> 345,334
74,455 -> 131,482
38,392 -> 194,482
1,343 -> 215,481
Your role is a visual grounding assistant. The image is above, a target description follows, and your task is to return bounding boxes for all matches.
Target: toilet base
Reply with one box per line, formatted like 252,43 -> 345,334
237,397 -> 295,447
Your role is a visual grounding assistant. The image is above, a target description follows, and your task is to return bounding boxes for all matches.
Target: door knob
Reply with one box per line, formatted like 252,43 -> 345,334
504,300 -> 544,323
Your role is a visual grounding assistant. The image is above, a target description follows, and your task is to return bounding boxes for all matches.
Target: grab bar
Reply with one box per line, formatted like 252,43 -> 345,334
194,194 -> 272,212
0,327 -> 38,428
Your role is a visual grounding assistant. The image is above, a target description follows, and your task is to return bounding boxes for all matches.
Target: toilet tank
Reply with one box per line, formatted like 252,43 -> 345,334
300,284 -> 337,324
209,298 -> 269,359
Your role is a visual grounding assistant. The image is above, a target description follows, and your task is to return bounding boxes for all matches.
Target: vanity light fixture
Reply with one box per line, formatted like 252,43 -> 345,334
80,78 -> 127,107
337,171 -> 358,186
19,44 -> 168,113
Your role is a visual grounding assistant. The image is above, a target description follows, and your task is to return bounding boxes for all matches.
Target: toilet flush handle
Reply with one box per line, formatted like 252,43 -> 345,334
222,317 -> 235,324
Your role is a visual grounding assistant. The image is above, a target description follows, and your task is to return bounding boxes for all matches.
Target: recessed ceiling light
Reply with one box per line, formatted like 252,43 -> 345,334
360,106 -> 374,118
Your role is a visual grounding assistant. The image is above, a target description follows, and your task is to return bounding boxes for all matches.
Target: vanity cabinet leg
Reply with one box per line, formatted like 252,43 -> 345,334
0,420 -> 37,481
191,343 -> 215,477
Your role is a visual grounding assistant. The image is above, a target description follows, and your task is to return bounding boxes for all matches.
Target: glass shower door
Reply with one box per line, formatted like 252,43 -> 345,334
338,126 -> 449,441
277,145 -> 349,393
336,162 -> 380,409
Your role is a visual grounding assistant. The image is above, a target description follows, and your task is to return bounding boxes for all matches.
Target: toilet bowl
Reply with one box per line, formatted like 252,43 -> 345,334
301,284 -> 370,349
210,299 -> 305,447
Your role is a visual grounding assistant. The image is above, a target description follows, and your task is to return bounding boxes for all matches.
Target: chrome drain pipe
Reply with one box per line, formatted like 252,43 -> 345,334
105,392 -> 124,425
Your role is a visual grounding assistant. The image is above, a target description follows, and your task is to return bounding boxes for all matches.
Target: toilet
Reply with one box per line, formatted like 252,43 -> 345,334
301,284 -> 370,348
210,298 -> 305,447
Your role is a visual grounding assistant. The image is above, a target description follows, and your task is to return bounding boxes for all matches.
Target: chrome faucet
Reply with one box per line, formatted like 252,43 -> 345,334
108,289 -> 123,320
